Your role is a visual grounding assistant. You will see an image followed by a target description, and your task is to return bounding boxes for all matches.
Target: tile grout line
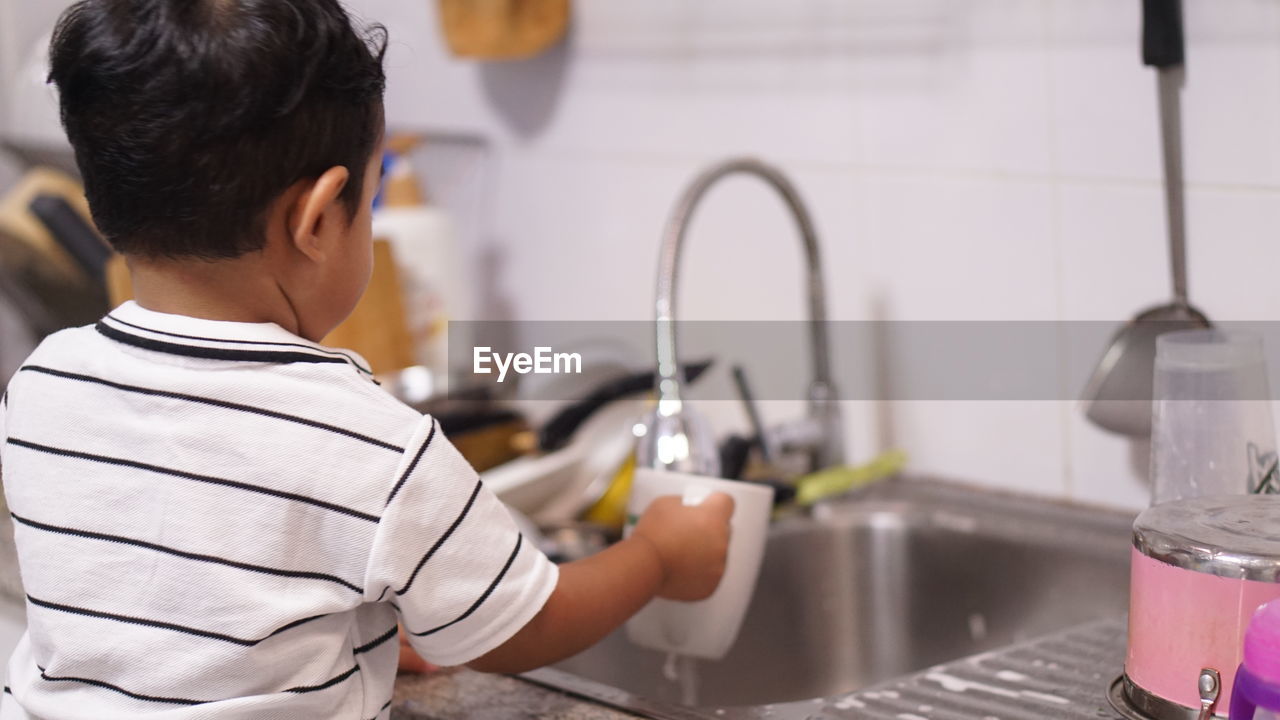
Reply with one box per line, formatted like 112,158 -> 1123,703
1042,0 -> 1075,502
496,143 -> 1280,197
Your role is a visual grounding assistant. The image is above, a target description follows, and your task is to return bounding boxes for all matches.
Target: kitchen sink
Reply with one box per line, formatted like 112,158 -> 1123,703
523,477 -> 1134,714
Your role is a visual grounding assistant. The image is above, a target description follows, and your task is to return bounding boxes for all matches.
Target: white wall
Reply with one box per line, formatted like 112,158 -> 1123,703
343,0 -> 1280,511
4,0 -> 1276,510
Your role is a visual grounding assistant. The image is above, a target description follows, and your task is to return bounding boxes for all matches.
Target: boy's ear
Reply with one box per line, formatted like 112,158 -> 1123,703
288,166 -> 351,261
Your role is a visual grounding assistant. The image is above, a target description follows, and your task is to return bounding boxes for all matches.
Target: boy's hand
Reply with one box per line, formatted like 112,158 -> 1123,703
398,625 -> 437,674
632,493 -> 734,602
465,491 -> 735,673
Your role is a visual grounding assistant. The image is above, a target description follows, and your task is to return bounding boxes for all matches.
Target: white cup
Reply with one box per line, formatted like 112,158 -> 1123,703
623,467 -> 775,661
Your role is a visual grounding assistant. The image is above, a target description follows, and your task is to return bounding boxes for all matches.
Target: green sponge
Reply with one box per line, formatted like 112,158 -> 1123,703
794,450 -> 908,507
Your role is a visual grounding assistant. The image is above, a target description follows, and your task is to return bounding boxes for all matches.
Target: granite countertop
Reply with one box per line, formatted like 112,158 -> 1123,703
392,667 -> 642,720
391,619 -> 1132,720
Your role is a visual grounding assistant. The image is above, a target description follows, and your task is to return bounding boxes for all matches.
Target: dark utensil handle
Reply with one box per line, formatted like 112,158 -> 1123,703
537,359 -> 714,452
28,194 -> 111,282
1143,0 -> 1189,305
731,365 -> 773,463
1142,0 -> 1184,69
719,434 -> 753,481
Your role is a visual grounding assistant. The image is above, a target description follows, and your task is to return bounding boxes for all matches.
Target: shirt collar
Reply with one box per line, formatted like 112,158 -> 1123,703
97,301 -> 374,377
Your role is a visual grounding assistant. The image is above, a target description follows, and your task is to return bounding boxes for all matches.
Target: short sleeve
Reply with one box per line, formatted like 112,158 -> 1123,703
363,415 -> 559,667
1,390 -> 8,491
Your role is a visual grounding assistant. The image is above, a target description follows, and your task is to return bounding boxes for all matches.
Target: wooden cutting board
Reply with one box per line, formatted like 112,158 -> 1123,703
0,167 -> 96,289
437,0 -> 569,59
323,239 -> 415,374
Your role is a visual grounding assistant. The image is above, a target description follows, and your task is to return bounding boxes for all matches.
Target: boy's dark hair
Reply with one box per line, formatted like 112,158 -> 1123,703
48,0 -> 387,259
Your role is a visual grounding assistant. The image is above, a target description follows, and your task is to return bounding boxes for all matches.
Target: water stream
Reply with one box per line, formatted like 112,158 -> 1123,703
661,652 -> 700,706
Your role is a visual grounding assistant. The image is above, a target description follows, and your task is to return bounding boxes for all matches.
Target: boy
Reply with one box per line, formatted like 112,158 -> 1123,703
0,1 -> 734,718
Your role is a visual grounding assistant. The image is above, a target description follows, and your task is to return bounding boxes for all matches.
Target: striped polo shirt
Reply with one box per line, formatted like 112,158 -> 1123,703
0,301 -> 558,720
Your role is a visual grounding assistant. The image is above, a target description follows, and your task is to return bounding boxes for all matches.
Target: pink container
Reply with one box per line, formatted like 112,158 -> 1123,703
1115,496 -> 1280,720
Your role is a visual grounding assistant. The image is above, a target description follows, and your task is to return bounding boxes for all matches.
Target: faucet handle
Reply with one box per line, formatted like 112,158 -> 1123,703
762,402 -> 845,475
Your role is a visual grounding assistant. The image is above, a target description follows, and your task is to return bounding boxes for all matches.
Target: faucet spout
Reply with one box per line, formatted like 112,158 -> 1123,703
643,157 -> 843,474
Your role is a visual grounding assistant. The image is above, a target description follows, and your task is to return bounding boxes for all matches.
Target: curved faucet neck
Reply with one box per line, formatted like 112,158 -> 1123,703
652,157 -> 842,471
654,157 -> 834,401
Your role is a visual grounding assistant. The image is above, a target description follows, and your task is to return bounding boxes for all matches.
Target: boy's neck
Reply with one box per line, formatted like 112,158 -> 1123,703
126,254 -> 305,337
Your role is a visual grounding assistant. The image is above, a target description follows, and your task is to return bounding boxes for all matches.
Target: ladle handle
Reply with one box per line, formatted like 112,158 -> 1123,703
1143,0 -> 1189,307
1142,0 -> 1184,68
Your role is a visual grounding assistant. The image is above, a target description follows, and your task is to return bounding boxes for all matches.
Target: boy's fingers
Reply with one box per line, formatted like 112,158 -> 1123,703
702,492 -> 735,518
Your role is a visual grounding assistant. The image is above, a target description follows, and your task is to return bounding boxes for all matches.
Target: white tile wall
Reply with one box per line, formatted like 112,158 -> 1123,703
1047,0 -> 1161,184
1056,183 -> 1168,321
888,400 -> 1068,498
6,0 -> 1278,511
331,0 -> 1280,511
1178,0 -> 1280,188
1184,188 -> 1280,320
863,176 -> 1057,320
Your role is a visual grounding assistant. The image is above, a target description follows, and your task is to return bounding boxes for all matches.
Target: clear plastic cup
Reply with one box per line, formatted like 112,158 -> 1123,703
1151,329 -> 1278,504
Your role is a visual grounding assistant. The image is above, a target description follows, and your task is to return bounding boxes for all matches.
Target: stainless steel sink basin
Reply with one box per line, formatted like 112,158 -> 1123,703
525,477 -> 1134,714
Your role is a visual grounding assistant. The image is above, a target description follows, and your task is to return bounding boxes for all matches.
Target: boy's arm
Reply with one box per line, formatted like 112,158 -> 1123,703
368,417 -> 562,668
367,415 -> 731,672
465,535 -> 661,674
467,494 -> 732,674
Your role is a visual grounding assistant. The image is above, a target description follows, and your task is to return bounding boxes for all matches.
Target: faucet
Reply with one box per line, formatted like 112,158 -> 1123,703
635,157 -> 844,476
